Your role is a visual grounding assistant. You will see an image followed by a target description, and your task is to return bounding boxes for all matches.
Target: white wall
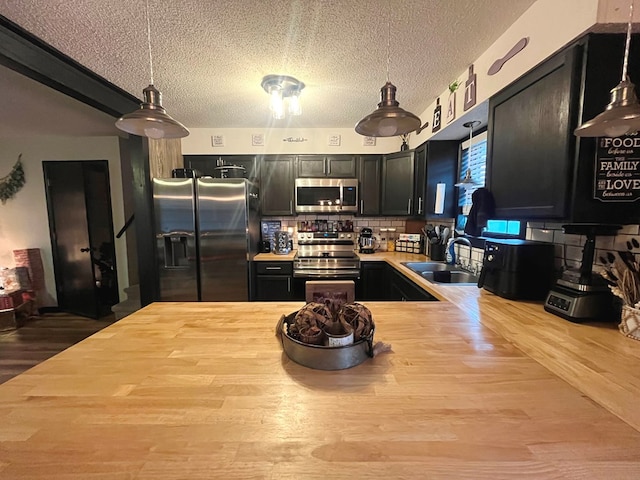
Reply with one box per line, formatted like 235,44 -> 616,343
0,136 -> 128,307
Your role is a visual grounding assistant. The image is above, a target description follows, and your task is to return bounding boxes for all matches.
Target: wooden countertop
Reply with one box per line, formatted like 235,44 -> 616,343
2,299 -> 640,478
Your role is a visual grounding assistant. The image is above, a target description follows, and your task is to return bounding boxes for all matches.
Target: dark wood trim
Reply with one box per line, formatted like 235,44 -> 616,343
0,15 -> 157,305
0,15 -> 140,117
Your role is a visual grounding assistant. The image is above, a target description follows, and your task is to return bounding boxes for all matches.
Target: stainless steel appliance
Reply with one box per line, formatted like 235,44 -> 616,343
358,227 -> 378,254
153,177 -> 260,301
544,224 -> 621,322
293,232 -> 360,279
294,178 -> 358,213
477,239 -> 555,300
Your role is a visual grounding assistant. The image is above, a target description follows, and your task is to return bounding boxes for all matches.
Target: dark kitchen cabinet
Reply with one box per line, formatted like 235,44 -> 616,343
424,141 -> 458,218
356,262 -> 388,300
357,155 -> 381,215
297,155 -> 356,178
184,155 -> 258,182
260,155 -> 295,215
381,151 -> 415,215
254,261 -> 294,301
388,269 -> 437,301
487,33 -> 640,224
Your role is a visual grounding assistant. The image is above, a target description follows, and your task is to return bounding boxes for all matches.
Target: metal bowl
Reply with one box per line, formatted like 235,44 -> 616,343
276,311 -> 374,370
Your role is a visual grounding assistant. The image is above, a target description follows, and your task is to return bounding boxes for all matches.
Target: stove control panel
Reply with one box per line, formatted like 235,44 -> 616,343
297,232 -> 354,242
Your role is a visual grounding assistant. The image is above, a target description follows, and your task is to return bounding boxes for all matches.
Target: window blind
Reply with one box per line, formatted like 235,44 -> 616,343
457,131 -> 487,210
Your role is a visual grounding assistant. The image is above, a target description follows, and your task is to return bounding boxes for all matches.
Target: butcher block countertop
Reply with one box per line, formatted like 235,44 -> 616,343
2,296 -> 640,478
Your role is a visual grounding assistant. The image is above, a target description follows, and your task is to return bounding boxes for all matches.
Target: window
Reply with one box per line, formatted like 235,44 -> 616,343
456,131 -> 487,232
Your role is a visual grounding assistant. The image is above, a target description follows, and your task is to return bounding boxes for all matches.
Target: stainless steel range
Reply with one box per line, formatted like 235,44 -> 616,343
293,232 -> 360,279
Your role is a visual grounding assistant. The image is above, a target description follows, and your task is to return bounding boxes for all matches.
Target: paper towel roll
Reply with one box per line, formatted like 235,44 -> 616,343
434,183 -> 446,214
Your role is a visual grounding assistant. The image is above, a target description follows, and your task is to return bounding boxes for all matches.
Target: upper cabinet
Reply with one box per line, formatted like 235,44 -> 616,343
487,34 -> 640,224
296,155 -> 356,178
423,141 -> 458,219
357,155 -> 381,216
184,155 -> 258,182
381,151 -> 415,215
260,155 -> 295,216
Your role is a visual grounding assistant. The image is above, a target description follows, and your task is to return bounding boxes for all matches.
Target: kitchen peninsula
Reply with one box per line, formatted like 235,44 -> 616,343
2,259 -> 640,478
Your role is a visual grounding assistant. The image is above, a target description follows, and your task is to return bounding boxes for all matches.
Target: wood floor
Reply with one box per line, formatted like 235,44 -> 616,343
0,312 -> 116,384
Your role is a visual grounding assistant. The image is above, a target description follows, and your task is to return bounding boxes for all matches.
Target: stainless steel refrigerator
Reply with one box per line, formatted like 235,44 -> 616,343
152,177 -> 259,301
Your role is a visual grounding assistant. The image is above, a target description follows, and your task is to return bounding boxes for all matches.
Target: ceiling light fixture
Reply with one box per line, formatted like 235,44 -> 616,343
261,75 -> 305,120
115,0 -> 189,139
355,13 -> 427,137
455,121 -> 481,189
574,0 -> 640,137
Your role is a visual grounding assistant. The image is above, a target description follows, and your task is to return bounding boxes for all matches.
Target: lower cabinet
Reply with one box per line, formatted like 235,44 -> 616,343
254,262 -> 294,301
388,269 -> 437,301
357,262 -> 389,300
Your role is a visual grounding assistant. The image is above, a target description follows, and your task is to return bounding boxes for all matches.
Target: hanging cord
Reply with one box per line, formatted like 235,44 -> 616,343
622,0 -> 634,82
386,11 -> 391,83
146,0 -> 154,85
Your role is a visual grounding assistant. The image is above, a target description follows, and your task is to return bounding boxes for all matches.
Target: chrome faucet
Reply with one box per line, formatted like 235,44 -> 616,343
446,237 -> 472,265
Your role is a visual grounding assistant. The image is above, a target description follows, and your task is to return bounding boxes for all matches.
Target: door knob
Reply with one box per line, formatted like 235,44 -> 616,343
80,247 -> 92,253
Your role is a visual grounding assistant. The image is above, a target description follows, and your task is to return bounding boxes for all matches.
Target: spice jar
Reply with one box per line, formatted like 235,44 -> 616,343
387,228 -> 396,251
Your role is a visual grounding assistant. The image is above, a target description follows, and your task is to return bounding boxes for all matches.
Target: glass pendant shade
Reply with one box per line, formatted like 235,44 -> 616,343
355,82 -> 422,137
261,75 -> 304,120
116,85 -> 189,139
574,79 -> 640,137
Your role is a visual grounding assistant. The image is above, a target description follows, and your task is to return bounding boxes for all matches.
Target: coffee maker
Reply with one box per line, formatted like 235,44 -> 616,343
358,227 -> 378,254
544,224 -> 621,322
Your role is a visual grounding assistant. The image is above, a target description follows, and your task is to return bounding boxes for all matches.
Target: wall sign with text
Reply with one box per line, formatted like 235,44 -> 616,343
594,136 -> 640,202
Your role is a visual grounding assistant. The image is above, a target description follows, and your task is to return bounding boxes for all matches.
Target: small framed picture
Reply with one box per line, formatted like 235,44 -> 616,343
328,134 -> 341,146
251,133 -> 265,146
211,135 -> 225,147
363,136 -> 376,146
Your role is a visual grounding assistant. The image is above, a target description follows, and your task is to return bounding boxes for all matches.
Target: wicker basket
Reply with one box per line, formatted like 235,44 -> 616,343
619,305 -> 640,341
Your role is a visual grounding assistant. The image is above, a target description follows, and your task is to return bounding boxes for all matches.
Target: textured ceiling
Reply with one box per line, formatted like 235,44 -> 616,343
0,0 -> 537,133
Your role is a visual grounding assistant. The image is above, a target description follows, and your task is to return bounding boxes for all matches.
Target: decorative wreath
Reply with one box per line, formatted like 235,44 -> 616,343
0,154 -> 25,204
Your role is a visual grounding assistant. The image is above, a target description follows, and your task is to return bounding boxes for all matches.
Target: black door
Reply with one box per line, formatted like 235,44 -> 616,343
43,161 -> 119,319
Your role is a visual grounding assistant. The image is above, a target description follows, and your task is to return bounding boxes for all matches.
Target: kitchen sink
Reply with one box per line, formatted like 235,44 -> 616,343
419,270 -> 479,285
401,262 -> 459,273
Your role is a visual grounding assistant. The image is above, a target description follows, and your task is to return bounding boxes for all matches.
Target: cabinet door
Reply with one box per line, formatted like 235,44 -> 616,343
381,151 -> 415,215
413,145 -> 427,217
326,155 -> 356,177
260,155 -> 295,215
425,141 -> 459,218
357,262 -> 388,300
389,269 -> 436,301
297,155 -> 356,177
297,155 -> 326,177
357,155 -> 381,216
255,275 -> 293,301
487,45 -> 580,219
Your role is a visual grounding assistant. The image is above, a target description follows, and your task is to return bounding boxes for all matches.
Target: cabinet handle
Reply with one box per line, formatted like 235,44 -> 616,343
407,198 -> 412,214
289,200 -> 293,214
418,197 -> 423,215
265,266 -> 282,271
326,159 -> 331,175
287,277 -> 291,293
360,199 -> 364,214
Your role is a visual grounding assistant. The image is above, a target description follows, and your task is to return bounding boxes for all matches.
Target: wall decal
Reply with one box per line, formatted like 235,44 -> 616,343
251,133 -> 265,146
463,65 -> 477,111
594,136 -> 640,203
283,136 -> 308,143
446,80 -> 460,124
363,136 -> 376,146
211,135 -> 225,147
488,37 -> 529,76
0,154 -> 25,204
432,98 -> 442,133
328,134 -> 341,146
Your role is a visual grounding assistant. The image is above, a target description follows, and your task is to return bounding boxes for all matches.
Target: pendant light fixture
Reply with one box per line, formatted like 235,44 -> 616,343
455,121 -> 480,189
575,0 -> 640,137
355,12 -> 426,137
115,0 -> 189,139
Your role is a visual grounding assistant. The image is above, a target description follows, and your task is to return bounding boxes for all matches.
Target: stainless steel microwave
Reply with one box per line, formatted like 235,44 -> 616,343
295,178 -> 358,213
